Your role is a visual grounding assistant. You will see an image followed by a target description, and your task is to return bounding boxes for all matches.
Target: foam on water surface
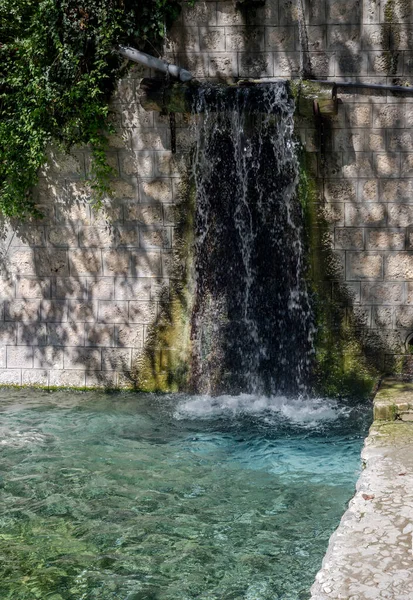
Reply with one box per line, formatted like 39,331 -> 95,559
174,393 -> 350,428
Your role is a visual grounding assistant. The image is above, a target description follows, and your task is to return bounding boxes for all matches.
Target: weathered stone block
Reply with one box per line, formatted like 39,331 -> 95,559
374,153 -> 400,177
52,278 -> 87,299
0,278 -> 15,300
363,0 -> 381,23
87,278 -> 114,300
388,131 -> 413,151
5,299 -> 40,322
41,300 -> 68,322
7,346 -> 33,369
359,179 -> 378,201
114,278 -> 151,301
342,153 -> 374,178
155,153 -> 186,178
33,347 -> 64,369
400,153 -> 413,177
351,306 -> 371,327
309,52 -> 334,77
334,131 -> 364,152
102,249 -> 131,275
368,51 -> 403,76
56,199 -> 91,224
382,179 -> 413,201
86,370 -> 118,388
324,181 -> 356,202
140,228 -> 170,249
112,79 -> 135,104
17,278 -> 50,299
129,301 -> 157,324
48,227 -> 78,247
386,253 -> 413,280
266,26 -> 295,50
91,203 -> 123,225
0,346 -> 5,368
22,369 -> 48,386
327,0 -> 361,23
115,324 -> 144,348
121,152 -> 154,177
131,131 -> 167,152
373,105 -> 405,128
226,27 -> 265,51
47,323 -> 84,347
208,52 -> 238,78
116,227 -> 140,247
98,301 -> 129,323
362,24 -> 388,50
373,306 -> 394,328
69,301 -> 97,322
395,306 -> 413,328
85,324 -> 114,347
327,24 -> 360,51
336,52 -> 368,76
216,1 -> 243,25
102,348 -> 132,370
367,229 -> 405,250
166,25 -> 200,53
366,130 -> 386,151
406,282 -> 413,303
273,52 -> 300,77
11,226 -> 45,247
361,282 -> 404,304
64,347 -> 101,370
184,1 -> 217,25
17,323 -> 47,346
347,252 -> 383,280
0,369 -> 21,385
333,281 -> 361,303
49,369 -> 85,387
335,228 -> 364,249
388,204 -> 413,227
345,204 -> 386,227
79,227 -> 115,248
35,249 -> 68,276
240,53 -> 274,78
121,106 -> 153,129
125,203 -> 163,224
131,251 -> 162,277
8,248 -> 36,276
69,249 -> 102,275
0,323 -> 17,344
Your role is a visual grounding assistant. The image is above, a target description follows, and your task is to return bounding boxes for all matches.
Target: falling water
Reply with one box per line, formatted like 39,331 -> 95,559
190,82 -> 315,396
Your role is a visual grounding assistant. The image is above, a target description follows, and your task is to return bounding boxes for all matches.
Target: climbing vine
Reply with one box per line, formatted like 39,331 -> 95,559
0,0 -> 189,218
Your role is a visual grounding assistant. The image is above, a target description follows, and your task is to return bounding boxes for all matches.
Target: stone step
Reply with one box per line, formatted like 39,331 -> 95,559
374,377 -> 413,421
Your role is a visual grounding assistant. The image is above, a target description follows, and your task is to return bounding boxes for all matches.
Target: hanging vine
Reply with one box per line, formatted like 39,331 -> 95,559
0,0 -> 190,218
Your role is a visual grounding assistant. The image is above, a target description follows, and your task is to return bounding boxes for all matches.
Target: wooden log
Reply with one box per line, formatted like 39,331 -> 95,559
139,78 -> 338,118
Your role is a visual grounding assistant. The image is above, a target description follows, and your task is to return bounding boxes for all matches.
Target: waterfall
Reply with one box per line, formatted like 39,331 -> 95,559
190,82 -> 314,396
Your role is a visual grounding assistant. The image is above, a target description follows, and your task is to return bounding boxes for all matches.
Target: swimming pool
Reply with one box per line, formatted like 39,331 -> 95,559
0,390 -> 371,599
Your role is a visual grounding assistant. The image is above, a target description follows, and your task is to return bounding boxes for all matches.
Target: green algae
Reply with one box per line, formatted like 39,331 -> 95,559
297,146 -> 377,399
131,173 -> 196,392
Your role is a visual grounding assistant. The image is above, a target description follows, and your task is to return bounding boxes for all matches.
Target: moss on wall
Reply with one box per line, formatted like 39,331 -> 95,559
131,173 -> 196,392
298,148 -> 378,400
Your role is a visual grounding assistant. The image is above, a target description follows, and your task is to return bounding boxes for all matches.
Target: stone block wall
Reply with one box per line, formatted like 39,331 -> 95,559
4,0 -> 413,386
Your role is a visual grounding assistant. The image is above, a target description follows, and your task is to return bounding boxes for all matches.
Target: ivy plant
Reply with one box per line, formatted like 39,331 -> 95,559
0,0 -> 187,218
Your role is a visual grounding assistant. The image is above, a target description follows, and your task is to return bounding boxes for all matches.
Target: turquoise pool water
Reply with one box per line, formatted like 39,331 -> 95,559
0,390 -> 371,600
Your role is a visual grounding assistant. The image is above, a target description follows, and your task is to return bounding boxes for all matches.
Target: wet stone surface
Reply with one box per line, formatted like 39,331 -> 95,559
311,381 -> 413,600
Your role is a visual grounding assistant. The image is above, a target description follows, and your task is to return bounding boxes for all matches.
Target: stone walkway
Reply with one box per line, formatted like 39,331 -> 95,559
311,379 -> 413,600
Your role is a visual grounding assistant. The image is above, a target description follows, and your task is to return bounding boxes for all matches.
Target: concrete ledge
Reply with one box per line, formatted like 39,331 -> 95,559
311,380 -> 413,599
374,377 -> 413,421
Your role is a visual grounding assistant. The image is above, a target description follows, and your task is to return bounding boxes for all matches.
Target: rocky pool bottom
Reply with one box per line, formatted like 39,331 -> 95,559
0,390 -> 372,600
